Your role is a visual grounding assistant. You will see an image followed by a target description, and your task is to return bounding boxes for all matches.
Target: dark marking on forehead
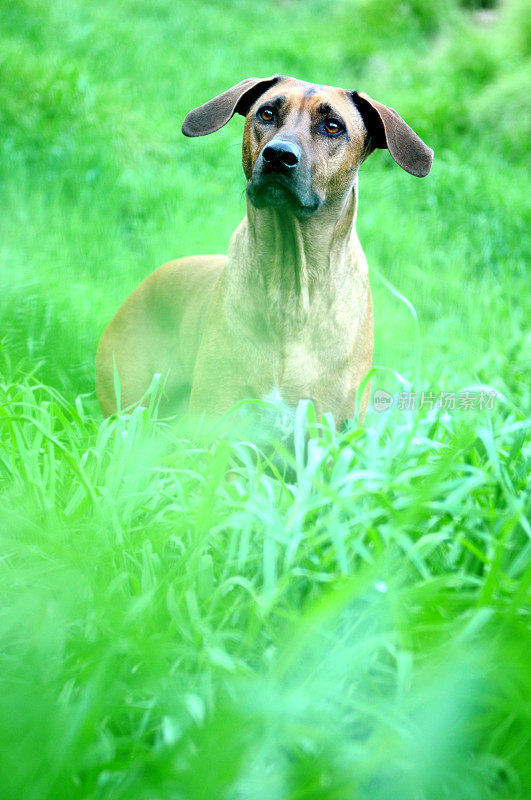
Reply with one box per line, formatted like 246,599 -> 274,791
316,102 -> 336,116
303,85 -> 318,99
266,94 -> 286,108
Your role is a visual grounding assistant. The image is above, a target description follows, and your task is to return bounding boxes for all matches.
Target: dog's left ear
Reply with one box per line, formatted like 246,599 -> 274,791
182,75 -> 282,137
351,91 -> 433,177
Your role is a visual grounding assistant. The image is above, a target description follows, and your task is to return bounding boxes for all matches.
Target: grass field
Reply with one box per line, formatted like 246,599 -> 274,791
1,0 -> 530,797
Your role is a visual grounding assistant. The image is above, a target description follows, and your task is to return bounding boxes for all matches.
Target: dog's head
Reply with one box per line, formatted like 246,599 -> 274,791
182,75 -> 433,218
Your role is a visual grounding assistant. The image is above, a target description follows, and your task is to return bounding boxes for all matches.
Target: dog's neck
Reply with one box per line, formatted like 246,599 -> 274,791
227,179 -> 362,324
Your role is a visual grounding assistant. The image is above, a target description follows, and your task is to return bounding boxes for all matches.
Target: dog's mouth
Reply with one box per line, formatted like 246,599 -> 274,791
246,172 -> 321,217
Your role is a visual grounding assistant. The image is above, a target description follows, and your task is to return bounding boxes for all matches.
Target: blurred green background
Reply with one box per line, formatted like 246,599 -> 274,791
0,1 -> 530,799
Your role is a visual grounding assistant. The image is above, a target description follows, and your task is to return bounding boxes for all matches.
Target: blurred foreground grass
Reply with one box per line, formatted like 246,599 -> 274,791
0,0 -> 530,798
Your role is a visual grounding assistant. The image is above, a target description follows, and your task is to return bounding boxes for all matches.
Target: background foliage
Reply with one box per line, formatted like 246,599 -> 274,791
0,1 -> 530,798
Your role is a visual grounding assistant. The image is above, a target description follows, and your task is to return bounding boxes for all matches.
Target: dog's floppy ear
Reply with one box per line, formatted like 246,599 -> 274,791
351,91 -> 433,177
182,75 -> 282,137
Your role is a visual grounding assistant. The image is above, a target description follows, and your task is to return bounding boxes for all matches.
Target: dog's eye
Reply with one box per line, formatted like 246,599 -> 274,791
323,118 -> 344,136
258,106 -> 276,123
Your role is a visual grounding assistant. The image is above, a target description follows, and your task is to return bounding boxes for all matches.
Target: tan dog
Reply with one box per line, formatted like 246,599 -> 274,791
96,75 -> 433,426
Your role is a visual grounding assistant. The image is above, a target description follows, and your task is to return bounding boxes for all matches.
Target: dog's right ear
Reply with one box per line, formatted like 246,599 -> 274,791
182,75 -> 282,137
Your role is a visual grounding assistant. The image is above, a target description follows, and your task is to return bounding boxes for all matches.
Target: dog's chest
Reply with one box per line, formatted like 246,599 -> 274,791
249,263 -> 370,414
275,314 -> 354,406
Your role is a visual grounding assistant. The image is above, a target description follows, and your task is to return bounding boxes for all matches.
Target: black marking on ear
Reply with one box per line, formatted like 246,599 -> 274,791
351,92 -> 386,150
235,80 -> 284,117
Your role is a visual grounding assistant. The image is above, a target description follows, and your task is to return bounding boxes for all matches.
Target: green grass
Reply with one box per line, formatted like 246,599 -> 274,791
0,0 -> 530,797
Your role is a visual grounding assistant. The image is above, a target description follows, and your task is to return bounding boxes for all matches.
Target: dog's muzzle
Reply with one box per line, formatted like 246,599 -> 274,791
246,138 -> 321,217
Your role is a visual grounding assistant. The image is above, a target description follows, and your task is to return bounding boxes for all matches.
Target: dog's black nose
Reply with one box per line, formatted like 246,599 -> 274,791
262,140 -> 302,169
